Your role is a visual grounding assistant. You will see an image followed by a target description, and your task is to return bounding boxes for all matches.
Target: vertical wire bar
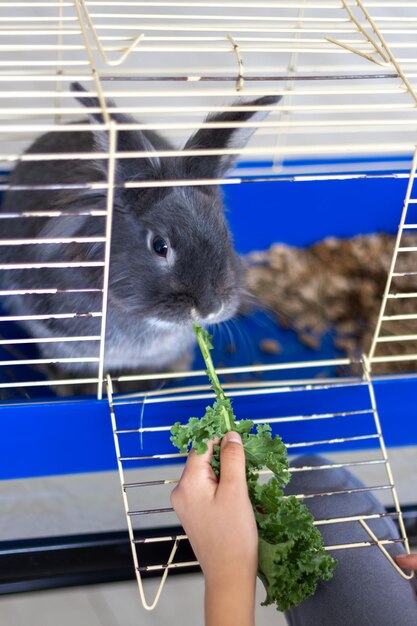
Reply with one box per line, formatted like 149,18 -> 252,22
106,375 -> 180,610
340,0 -> 389,63
54,0 -> 64,125
353,0 -> 417,106
78,0 -> 145,67
72,0 -> 111,123
359,520 -> 414,580
272,0 -> 304,173
362,357 -> 412,558
97,122 -> 116,399
368,146 -> 417,360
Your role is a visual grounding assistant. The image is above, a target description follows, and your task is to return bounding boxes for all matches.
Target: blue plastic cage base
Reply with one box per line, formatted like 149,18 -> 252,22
1,172 -> 417,480
0,374 -> 416,481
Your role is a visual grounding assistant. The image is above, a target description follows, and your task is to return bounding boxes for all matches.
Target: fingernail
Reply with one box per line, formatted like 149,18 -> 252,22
223,431 -> 242,445
396,554 -> 407,561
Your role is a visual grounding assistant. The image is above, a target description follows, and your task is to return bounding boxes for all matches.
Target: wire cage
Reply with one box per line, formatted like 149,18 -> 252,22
0,0 -> 417,611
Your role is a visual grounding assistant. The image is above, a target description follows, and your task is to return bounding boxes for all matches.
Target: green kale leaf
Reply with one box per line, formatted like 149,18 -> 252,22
170,324 -> 337,611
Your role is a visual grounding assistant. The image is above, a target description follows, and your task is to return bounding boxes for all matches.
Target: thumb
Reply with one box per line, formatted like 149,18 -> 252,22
396,553 -> 417,570
218,431 -> 247,491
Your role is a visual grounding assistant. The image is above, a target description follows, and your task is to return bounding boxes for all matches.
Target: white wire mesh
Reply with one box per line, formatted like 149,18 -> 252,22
0,0 -> 416,611
106,361 -> 413,610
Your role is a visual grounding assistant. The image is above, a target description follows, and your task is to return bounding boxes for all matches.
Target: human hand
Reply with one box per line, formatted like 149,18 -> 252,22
396,553 -> 417,570
171,430 -> 258,626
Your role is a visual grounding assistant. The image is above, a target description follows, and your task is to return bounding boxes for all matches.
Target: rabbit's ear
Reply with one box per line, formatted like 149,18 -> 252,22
70,82 -> 160,172
183,95 -> 281,178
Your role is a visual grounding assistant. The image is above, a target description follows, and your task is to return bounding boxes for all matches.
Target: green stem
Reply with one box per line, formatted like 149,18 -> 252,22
194,323 -> 235,431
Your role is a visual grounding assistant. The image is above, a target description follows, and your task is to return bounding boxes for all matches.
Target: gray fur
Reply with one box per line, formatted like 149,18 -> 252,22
0,83 -> 280,384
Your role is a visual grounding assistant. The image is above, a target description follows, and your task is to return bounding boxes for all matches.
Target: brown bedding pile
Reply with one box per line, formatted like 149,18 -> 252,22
244,233 -> 417,374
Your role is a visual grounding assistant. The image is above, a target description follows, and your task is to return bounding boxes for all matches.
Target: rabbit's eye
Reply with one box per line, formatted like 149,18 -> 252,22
152,236 -> 168,258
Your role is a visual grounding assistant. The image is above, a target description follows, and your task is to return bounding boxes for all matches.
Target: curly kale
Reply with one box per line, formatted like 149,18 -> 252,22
170,324 -> 337,612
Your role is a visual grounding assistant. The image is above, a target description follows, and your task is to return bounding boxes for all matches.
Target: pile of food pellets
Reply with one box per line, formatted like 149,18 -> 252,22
244,233 -> 417,374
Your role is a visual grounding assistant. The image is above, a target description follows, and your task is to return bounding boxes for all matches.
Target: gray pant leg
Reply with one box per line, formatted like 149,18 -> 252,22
284,455 -> 417,626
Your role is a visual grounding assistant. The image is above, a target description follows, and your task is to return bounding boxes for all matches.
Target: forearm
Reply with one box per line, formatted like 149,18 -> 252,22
204,575 -> 256,626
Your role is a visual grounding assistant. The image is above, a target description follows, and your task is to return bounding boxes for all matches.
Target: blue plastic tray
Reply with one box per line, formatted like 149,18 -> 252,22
1,170 -> 416,480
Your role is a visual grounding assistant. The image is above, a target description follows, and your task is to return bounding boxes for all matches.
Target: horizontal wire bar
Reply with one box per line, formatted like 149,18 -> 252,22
120,450 -> 382,488
0,364 -> 387,393
114,409 -> 374,434
290,485 -> 393,500
381,313 -> 417,321
31,30 -> 385,42
134,538 -> 405,572
137,561 -> 199,573
0,72 -> 401,82
386,292 -> 417,298
0,178 -> 236,191
0,172 -> 413,193
132,534 -> 187,545
0,86 -> 408,99
0,1 -> 390,9
370,354 -> 417,362
0,168 -> 415,193
325,538 -> 405,551
111,376 -> 361,402
0,312 -> 102,322
286,434 -> 381,448
0,237 -> 105,246
118,434 -> 380,463
101,376 -> 368,406
0,44 -> 376,54
4,370 -> 406,392
123,478 -> 179,489
314,512 -> 400,526
65,12 -> 417,25
113,382 -> 368,407
0,210 -> 107,219
376,334 -> 417,343
2,143 -> 415,165
121,456 -> 385,491
115,357 -> 353,384
113,382 -> 365,406
0,357 -> 99,366
251,409 -> 374,425
0,288 -> 102,296
125,485 -> 393,518
0,336 -> 100,345
130,513 -> 401,547
128,507 -> 174,517
289,459 -> 386,473
0,26 -> 412,37
119,453 -> 186,461
1,104 -> 416,120
0,262 -> 105,269
0,377 -> 99,389
3,116 -> 417,135
1,2 -> 414,11
0,66 -> 403,77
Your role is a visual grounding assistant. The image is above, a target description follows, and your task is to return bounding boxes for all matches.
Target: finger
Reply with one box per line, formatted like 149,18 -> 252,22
217,431 -> 247,491
179,439 -> 218,487
396,553 -> 417,570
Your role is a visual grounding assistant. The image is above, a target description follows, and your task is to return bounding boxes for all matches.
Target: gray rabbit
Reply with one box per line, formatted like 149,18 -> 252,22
0,83 -> 279,391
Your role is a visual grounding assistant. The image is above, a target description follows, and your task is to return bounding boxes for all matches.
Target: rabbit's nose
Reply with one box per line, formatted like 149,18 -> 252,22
192,302 -> 224,322
204,304 -> 224,322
